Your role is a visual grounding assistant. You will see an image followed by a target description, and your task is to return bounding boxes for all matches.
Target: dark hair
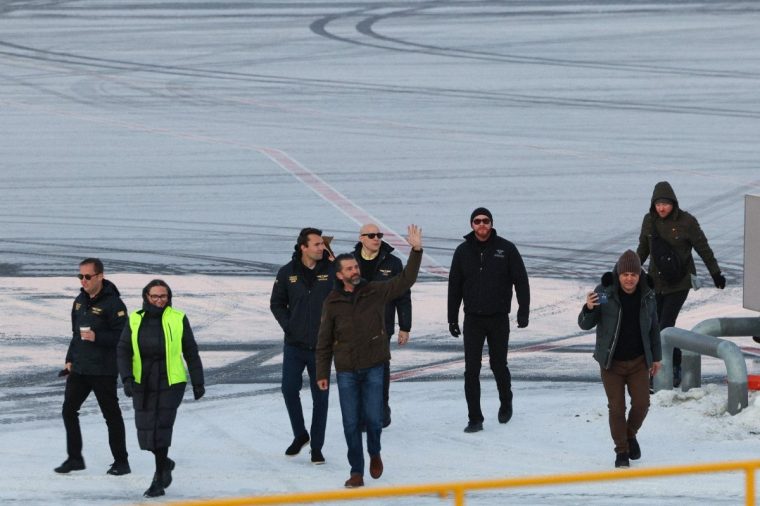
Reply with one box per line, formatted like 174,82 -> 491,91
295,227 -> 322,252
142,279 -> 173,305
80,258 -> 104,274
334,253 -> 355,271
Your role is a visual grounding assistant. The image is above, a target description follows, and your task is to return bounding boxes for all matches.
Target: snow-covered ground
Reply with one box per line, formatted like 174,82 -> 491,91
2,0 -> 760,504
2,277 -> 759,505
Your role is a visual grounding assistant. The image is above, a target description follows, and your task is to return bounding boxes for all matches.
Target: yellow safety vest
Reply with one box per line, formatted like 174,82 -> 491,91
128,306 -> 187,385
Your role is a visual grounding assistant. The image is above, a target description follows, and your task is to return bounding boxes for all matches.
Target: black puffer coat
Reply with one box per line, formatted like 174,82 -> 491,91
67,279 -> 128,376
117,303 -> 203,450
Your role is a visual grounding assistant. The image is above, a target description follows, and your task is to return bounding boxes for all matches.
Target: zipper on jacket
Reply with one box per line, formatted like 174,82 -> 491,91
166,323 -> 173,383
605,306 -> 623,369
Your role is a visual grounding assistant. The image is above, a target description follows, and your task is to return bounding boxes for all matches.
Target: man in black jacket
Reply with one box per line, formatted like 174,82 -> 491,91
352,223 -> 412,427
55,258 -> 130,475
270,228 -> 335,464
447,208 -> 530,433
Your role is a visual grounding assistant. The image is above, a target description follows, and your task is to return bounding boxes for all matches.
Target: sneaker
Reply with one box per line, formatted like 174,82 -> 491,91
285,433 -> 310,456
463,421 -> 483,433
161,458 -> 175,488
143,477 -> 165,498
344,473 -> 364,488
106,460 -> 131,476
628,438 -> 641,460
369,454 -> 383,479
615,452 -> 630,468
383,406 -> 391,428
498,404 -> 512,424
54,457 -> 85,474
311,449 -> 325,465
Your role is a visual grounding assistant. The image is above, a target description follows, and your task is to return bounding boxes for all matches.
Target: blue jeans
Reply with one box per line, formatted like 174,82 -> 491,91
336,364 -> 383,475
281,344 -> 329,451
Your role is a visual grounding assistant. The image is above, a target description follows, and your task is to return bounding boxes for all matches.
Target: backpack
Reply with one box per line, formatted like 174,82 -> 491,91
650,223 -> 685,283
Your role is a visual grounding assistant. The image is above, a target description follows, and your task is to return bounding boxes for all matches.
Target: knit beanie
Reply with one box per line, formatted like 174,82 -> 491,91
470,207 -> 493,223
616,250 -> 641,274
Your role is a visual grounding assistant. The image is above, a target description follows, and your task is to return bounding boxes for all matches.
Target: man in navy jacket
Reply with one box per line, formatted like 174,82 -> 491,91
271,228 -> 335,464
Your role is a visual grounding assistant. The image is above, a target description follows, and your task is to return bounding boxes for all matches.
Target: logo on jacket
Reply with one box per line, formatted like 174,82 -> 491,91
317,274 -> 329,282
494,249 -> 505,258
75,303 -> 81,311
117,310 -> 126,317
91,307 -> 103,315
289,275 -> 298,283
379,269 -> 392,277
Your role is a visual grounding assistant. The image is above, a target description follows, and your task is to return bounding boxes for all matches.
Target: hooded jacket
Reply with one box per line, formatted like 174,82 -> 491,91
352,241 -> 412,337
578,269 -> 662,369
316,249 -> 421,380
66,279 -> 128,376
271,249 -> 335,350
447,229 -> 530,323
637,181 -> 721,294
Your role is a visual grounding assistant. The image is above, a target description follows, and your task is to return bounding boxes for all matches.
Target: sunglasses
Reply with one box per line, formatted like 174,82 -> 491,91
361,233 -> 384,239
472,218 -> 491,225
148,294 -> 168,301
77,273 -> 100,280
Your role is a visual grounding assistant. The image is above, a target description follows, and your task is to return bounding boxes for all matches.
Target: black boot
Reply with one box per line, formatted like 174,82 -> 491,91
285,433 -> 310,456
161,458 -> 175,488
54,457 -> 85,474
143,476 -> 165,498
498,404 -> 513,424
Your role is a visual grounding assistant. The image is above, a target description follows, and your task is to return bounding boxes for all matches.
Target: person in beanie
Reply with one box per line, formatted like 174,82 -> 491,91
447,207 -> 530,433
117,279 -> 205,497
578,250 -> 661,468
636,181 -> 725,387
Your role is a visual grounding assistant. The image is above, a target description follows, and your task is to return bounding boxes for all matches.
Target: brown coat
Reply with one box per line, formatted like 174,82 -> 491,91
316,249 -> 422,380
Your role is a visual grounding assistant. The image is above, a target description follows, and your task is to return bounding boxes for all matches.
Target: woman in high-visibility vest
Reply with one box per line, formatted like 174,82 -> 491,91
117,279 -> 204,498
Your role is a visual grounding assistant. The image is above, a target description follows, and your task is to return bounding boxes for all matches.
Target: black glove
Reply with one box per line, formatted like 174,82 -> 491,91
711,272 -> 726,289
449,322 -> 461,338
193,384 -> 205,400
517,314 -> 529,328
57,368 -> 70,378
123,377 -> 134,398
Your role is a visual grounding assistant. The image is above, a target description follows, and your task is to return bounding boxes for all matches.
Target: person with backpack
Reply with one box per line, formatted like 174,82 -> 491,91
636,181 -> 726,386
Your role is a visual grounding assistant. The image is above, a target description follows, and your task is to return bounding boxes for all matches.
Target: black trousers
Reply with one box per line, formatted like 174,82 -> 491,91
463,314 -> 512,422
656,290 -> 689,367
62,372 -> 128,462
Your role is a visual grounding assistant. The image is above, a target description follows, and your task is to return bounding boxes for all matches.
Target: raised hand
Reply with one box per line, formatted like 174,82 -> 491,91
407,224 -> 423,251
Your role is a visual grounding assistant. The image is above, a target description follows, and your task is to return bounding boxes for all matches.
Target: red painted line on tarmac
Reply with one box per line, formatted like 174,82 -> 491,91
259,147 -> 449,277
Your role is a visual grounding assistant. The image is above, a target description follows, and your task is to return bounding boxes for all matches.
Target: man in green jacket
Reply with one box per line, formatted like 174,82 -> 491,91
637,181 -> 725,386
316,225 -> 423,489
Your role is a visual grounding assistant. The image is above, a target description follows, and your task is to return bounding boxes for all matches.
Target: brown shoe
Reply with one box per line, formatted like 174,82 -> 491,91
369,454 -> 383,479
344,473 -> 364,488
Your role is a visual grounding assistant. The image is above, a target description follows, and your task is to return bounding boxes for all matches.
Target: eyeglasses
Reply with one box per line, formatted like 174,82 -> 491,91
148,294 -> 168,301
77,273 -> 100,280
361,233 -> 384,239
472,218 -> 491,225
